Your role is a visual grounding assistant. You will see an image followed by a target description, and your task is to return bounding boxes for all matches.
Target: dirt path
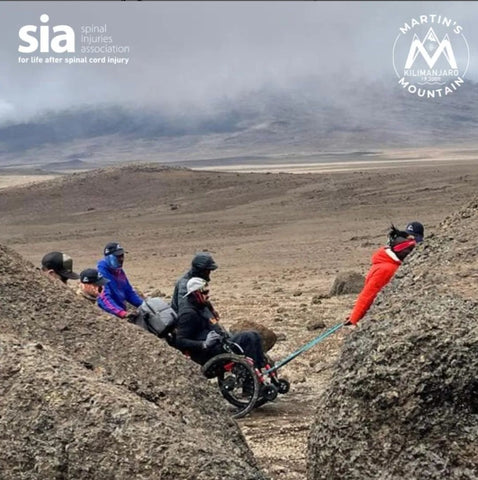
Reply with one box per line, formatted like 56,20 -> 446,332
236,316 -> 351,480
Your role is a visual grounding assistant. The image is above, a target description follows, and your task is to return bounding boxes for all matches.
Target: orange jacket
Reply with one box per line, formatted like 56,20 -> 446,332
349,247 -> 401,325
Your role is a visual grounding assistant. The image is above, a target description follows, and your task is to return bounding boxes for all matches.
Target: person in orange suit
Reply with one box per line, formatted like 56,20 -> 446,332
347,229 -> 416,326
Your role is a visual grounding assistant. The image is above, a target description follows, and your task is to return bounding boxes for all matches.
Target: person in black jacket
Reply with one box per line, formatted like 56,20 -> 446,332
171,252 -> 218,315
174,277 -> 266,368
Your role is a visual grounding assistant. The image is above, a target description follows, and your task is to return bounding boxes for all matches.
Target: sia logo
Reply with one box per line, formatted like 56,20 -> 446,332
18,14 -> 75,53
392,14 -> 469,98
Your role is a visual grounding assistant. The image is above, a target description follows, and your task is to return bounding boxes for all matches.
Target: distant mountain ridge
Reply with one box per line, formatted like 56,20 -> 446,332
2,78 -> 478,170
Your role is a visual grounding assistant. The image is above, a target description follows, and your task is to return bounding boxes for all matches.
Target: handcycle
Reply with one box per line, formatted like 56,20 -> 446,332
201,322 -> 344,419
131,299 -> 345,418
128,304 -> 285,418
201,339 -> 290,419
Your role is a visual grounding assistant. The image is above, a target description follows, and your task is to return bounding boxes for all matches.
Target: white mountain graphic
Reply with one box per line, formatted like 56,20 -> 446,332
405,28 -> 458,69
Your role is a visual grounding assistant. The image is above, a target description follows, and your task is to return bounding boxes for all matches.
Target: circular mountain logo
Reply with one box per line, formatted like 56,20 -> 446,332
392,14 -> 469,98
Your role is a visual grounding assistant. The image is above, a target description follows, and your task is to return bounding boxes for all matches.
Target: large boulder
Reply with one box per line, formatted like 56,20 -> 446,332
308,293 -> 478,480
328,271 -> 364,296
229,319 -> 277,352
0,245 -> 267,480
308,201 -> 478,480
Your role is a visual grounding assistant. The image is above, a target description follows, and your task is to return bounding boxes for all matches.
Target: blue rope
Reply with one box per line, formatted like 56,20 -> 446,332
264,322 -> 344,374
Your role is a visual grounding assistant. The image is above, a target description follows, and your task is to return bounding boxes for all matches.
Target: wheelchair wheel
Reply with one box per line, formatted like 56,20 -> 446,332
249,383 -> 278,410
202,353 -> 260,419
277,378 -> 290,394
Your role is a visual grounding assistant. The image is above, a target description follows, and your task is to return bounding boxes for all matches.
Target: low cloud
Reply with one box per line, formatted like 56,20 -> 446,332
0,2 -> 477,123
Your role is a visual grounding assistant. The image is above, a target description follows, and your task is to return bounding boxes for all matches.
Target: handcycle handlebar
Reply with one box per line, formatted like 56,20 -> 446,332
221,338 -> 245,356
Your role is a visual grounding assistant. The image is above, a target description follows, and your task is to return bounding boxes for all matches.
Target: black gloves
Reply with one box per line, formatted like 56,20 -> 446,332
126,311 -> 141,323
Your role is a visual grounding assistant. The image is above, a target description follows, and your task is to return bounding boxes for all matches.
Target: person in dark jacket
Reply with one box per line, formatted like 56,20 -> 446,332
174,277 -> 266,368
171,251 -> 218,316
347,230 -> 416,326
97,242 -> 143,318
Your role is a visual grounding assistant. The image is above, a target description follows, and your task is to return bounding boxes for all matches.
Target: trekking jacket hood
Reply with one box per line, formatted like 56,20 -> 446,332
349,247 -> 401,325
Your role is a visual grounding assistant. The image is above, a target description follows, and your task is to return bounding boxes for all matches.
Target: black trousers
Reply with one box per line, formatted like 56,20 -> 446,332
182,330 -> 266,368
230,331 -> 266,368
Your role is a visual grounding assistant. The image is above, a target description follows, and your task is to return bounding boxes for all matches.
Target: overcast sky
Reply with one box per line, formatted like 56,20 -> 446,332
1,1 -> 477,122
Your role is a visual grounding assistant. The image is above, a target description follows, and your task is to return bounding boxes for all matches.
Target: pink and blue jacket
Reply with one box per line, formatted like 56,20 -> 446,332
97,259 -> 143,318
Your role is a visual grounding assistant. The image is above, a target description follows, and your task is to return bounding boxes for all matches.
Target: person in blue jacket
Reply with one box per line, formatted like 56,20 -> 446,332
97,242 -> 143,319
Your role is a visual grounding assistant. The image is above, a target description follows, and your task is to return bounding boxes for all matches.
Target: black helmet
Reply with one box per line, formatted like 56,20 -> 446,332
191,252 -> 218,271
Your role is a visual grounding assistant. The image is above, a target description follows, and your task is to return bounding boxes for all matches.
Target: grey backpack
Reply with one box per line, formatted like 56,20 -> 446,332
136,297 -> 178,337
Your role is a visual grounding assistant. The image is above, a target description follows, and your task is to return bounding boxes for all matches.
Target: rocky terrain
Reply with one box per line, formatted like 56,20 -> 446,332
0,245 -> 266,480
0,158 -> 477,479
308,199 -> 478,480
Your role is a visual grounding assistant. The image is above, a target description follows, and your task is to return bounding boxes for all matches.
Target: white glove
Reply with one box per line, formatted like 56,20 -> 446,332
202,330 -> 222,349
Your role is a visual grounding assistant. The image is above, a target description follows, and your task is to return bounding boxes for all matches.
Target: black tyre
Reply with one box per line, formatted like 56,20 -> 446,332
262,384 -> 278,402
202,353 -> 260,419
253,395 -> 269,409
252,384 -> 278,409
277,379 -> 290,394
